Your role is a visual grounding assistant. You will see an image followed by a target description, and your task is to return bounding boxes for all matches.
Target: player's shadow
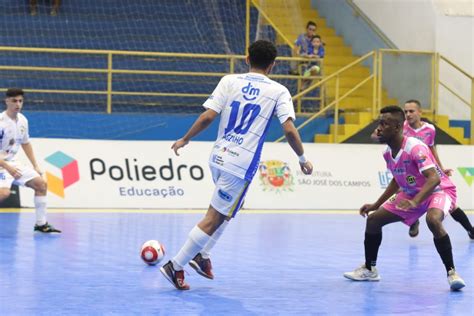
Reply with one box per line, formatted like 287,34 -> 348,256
160,287 -> 258,315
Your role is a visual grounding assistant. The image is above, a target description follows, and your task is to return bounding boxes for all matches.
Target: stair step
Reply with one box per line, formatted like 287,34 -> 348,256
330,123 -> 360,135
344,112 -> 373,124
314,134 -> 334,143
324,46 -> 353,55
323,66 -> 370,77
279,26 -> 336,36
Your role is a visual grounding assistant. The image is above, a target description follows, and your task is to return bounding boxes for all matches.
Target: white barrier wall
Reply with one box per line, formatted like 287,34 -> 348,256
19,139 -> 474,209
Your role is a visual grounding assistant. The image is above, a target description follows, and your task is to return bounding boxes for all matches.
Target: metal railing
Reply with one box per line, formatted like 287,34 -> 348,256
276,51 -> 377,142
1,46 -> 471,144
379,49 -> 473,144
0,46 -> 318,114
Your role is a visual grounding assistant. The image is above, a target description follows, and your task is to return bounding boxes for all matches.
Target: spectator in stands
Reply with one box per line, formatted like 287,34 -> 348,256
30,0 -> 61,16
303,35 -> 325,77
290,21 -> 317,75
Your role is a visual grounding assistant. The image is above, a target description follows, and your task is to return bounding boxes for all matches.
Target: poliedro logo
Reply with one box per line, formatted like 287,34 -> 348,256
45,151 -> 80,198
458,167 -> 474,186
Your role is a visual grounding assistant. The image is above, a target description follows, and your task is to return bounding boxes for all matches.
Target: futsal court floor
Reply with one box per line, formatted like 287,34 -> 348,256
0,209 -> 473,315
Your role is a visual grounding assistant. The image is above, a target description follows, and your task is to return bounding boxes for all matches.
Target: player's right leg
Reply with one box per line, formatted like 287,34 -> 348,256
160,205 -> 226,290
189,168 -> 249,280
344,207 -> 402,281
425,190 -> 466,291
161,169 -> 249,289
23,171 -> 61,233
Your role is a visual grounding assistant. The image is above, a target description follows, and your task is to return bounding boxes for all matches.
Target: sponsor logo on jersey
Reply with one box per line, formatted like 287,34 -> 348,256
406,175 -> 416,186
221,147 -> 239,157
416,151 -> 427,163
218,189 -> 232,201
241,82 -> 260,101
392,168 -> 405,175
212,154 -> 224,166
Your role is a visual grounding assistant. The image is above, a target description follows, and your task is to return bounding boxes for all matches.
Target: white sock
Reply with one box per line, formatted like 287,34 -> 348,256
172,225 -> 211,271
200,220 -> 229,259
34,196 -> 47,226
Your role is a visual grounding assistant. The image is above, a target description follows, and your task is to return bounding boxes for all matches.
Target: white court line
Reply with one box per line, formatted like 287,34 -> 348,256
1,208 -> 473,214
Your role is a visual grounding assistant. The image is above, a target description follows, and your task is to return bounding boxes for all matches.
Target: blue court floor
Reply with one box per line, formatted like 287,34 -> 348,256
0,209 -> 473,315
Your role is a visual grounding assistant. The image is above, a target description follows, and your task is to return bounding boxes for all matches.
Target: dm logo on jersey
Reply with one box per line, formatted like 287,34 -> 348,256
378,170 -> 393,189
241,82 -> 260,101
458,167 -> 474,186
44,151 -> 80,198
258,160 -> 293,193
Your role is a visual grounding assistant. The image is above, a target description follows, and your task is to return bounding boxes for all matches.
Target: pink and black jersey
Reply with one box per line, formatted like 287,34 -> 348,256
383,137 -> 455,197
403,121 -> 435,147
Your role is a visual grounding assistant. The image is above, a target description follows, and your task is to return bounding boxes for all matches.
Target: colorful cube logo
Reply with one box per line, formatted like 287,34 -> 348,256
458,167 -> 474,186
45,151 -> 80,198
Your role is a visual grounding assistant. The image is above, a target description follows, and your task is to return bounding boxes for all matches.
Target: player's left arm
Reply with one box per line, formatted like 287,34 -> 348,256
21,142 -> 42,175
171,109 -> 219,156
429,145 -> 452,176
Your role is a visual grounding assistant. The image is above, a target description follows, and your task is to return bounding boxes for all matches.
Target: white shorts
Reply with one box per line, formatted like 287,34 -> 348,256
0,162 -> 40,188
209,166 -> 250,218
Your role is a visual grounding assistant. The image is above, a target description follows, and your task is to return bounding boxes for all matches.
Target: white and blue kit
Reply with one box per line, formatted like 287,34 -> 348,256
203,72 -> 295,217
0,111 -> 39,187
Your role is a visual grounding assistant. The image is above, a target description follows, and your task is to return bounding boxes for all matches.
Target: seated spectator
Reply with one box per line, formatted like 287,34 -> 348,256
290,21 -> 317,74
30,0 -> 61,16
303,35 -> 325,77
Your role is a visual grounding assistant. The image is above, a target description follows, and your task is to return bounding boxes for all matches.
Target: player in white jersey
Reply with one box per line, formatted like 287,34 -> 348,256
160,40 -> 313,290
1,89 -> 60,233
403,100 -> 473,239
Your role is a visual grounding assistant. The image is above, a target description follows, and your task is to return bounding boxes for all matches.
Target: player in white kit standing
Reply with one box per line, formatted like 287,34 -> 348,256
1,89 -> 61,233
160,40 -> 313,290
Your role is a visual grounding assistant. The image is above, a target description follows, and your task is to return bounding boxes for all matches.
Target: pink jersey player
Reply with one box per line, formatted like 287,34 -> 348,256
403,120 -> 435,147
382,136 -> 456,226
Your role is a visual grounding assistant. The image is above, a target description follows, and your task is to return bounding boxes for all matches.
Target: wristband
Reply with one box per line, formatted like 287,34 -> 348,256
298,154 -> 307,163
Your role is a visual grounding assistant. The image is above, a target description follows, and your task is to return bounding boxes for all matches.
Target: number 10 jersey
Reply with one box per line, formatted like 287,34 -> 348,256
203,72 -> 296,181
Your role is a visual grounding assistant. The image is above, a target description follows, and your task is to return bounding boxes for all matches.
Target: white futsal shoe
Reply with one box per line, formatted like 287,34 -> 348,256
447,269 -> 465,291
344,264 -> 381,281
